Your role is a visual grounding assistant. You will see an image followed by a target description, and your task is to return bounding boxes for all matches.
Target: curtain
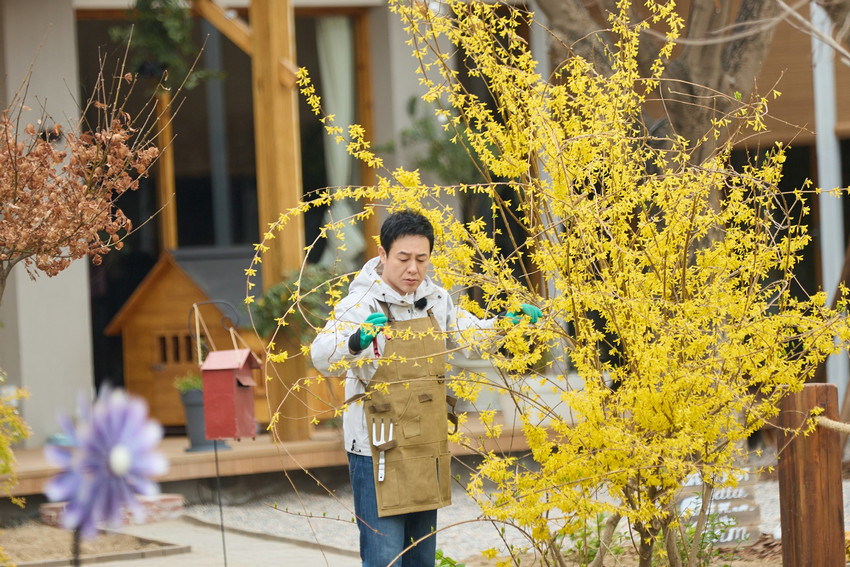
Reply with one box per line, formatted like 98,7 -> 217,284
315,16 -> 365,269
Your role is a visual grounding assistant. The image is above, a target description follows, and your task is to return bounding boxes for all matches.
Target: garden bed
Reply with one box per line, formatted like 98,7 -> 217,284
0,522 -> 189,566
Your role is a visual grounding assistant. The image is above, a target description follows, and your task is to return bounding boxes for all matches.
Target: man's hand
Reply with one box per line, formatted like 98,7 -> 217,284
506,304 -> 542,325
359,312 -> 388,350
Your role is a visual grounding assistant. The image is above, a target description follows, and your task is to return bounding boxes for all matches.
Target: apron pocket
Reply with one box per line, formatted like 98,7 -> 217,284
379,454 -> 438,510
437,453 -> 451,502
405,455 -> 439,506
379,466 -> 399,508
403,415 -> 421,438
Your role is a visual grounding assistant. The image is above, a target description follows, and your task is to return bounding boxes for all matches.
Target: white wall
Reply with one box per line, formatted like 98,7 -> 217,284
367,4 -> 423,171
72,0 -> 387,8
0,0 -> 93,447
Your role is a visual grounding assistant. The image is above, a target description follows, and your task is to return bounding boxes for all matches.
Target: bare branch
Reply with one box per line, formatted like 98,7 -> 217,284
536,0 -> 615,76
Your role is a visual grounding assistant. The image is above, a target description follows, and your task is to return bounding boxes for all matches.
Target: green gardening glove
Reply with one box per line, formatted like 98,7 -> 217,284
359,312 -> 388,350
506,303 -> 542,325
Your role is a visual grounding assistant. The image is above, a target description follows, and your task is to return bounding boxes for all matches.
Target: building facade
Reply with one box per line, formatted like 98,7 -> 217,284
1,0 -> 849,446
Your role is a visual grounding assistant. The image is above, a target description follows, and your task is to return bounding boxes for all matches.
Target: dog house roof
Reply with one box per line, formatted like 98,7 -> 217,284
105,246 -> 262,335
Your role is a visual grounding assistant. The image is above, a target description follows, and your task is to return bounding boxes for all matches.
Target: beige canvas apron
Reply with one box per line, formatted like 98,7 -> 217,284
364,302 -> 458,517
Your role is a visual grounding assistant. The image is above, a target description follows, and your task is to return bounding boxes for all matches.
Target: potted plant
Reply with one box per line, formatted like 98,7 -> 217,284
173,371 -> 217,452
250,265 -> 345,423
108,0 -> 220,91
249,265 -> 338,344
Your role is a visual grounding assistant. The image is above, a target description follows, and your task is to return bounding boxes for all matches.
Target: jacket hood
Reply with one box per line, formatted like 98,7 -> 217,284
348,256 -> 440,308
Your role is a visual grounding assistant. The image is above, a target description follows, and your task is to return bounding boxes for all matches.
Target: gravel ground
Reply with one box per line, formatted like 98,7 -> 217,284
182,456 -> 850,563
184,476 -> 531,561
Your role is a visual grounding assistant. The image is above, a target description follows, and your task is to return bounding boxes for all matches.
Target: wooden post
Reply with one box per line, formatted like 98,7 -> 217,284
155,90 -> 178,250
250,0 -> 309,442
777,383 -> 845,567
353,12 -> 379,259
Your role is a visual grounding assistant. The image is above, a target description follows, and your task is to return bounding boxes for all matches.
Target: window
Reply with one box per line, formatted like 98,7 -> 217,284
157,333 -> 205,364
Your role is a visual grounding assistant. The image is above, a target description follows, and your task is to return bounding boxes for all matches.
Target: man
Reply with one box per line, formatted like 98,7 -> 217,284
311,210 -> 540,566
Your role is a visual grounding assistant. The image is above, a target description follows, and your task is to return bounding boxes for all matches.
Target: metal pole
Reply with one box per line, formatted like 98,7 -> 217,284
203,20 -> 233,247
811,3 -> 848,403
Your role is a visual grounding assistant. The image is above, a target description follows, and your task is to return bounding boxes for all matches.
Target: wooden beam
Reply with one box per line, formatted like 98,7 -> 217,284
250,0 -> 309,442
278,57 -> 299,89
250,0 -> 304,283
74,9 -> 129,20
192,0 -> 252,54
155,90 -> 178,250
296,7 -> 368,17
193,0 -> 300,98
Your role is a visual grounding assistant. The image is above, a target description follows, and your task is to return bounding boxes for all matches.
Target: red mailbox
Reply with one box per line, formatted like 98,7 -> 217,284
200,349 -> 259,440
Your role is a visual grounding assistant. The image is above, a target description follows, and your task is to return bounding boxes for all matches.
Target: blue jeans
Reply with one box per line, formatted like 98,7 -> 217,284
348,452 -> 438,567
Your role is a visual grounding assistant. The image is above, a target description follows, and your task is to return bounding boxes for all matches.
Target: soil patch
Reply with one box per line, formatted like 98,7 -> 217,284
0,521 -> 786,566
461,534 -> 783,566
0,522 -> 167,564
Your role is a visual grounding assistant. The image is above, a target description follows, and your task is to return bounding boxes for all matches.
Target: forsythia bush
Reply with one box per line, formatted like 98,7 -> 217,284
248,1 -> 850,565
0,369 -> 29,565
0,370 -> 28,503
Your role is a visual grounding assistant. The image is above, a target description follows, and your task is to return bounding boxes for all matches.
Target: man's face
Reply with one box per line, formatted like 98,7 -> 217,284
378,234 -> 431,295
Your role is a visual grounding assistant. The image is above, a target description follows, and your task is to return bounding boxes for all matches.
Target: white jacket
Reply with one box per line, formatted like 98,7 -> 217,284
311,256 -> 495,455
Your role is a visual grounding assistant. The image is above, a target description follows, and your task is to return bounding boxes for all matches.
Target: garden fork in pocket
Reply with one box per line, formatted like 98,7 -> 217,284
371,417 -> 395,482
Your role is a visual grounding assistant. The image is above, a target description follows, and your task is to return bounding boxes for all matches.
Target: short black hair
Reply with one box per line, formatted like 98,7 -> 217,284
380,210 -> 434,253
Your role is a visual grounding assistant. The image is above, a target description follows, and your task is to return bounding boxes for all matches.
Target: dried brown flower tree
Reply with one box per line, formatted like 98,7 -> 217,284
0,51 -> 175,539
0,54 -> 168,306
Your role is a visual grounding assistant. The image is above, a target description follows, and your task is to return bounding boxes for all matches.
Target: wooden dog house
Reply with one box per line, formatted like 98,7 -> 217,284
105,247 -> 267,427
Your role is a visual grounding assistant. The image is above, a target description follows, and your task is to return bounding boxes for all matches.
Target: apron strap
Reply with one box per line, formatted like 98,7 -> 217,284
427,308 -> 440,329
446,394 -> 459,435
374,439 -> 397,452
368,402 -> 392,414
446,394 -> 458,410
377,300 -> 393,321
344,392 -> 369,406
448,412 -> 459,435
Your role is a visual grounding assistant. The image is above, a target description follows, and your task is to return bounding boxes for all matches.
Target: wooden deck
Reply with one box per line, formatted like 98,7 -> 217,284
4,416 -> 529,498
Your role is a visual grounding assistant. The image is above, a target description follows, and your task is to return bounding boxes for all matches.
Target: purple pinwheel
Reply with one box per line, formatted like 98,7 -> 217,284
45,386 -> 168,539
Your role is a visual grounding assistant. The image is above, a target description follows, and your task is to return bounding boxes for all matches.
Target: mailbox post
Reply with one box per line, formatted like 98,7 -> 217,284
200,348 -> 260,440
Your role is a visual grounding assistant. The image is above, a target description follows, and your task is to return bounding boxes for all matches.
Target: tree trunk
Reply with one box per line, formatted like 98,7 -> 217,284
537,0 -> 784,160
535,0 -> 614,76
635,521 -> 660,567
687,482 -> 714,566
0,256 -> 27,308
588,513 -> 622,567
818,0 -> 850,45
664,521 -> 684,567
547,533 -> 569,567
